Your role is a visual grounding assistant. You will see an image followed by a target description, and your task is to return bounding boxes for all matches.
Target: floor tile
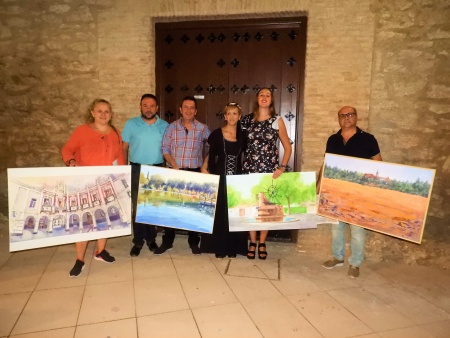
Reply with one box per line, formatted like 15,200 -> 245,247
132,255 -> 177,280
11,286 -> 84,335
36,246 -> 89,290
8,327 -> 75,338
328,287 -> 414,332
2,234 -> 449,338
377,325 -> 437,338
137,309 -> 200,338
77,281 -> 135,325
225,275 -> 282,303
242,296 -> 322,338
226,258 -> 279,280
179,270 -> 237,309
272,262 -> 321,295
0,247 -> 55,294
419,319 -> 450,338
74,318 -> 137,338
288,291 -> 372,338
372,263 -> 450,313
134,275 -> 189,316
86,255 -> 133,285
0,292 -> 31,336
366,284 -> 450,324
171,254 -> 218,275
296,264 -> 360,292
193,302 -> 262,338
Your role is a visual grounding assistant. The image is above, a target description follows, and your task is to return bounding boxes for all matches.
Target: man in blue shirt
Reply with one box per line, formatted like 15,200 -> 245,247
122,94 -> 169,257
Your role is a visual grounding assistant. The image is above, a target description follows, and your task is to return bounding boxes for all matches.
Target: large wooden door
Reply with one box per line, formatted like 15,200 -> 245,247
155,17 -> 307,241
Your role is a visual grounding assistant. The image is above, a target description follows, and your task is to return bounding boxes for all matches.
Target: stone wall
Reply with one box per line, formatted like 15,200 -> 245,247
0,0 -> 448,268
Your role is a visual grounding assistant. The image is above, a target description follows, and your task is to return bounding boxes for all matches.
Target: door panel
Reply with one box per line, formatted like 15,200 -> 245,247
156,17 -> 307,241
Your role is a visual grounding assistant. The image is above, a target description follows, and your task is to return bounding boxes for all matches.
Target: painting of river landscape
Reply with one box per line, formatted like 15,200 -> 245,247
317,153 -> 435,244
135,165 -> 220,233
226,172 -> 317,231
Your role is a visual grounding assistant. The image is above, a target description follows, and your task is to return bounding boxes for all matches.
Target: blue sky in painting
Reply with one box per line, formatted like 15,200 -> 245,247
324,154 -> 435,184
227,172 -> 316,200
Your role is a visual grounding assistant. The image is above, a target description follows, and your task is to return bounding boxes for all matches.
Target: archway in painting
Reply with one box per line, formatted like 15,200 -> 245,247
69,214 -> 80,229
94,209 -> 108,231
24,216 -> 35,230
38,216 -> 49,231
82,212 -> 94,232
107,205 -> 122,224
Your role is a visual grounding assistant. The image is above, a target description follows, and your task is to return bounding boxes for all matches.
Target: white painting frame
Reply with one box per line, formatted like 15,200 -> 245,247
136,165 -> 220,234
8,166 -> 132,251
226,172 -> 318,231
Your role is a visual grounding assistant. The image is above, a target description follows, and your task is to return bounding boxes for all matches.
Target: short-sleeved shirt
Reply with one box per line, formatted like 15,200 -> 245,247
162,118 -> 210,168
122,116 -> 168,165
326,127 -> 380,159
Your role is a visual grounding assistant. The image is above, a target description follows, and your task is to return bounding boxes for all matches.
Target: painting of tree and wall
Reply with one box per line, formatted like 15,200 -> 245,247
317,154 -> 435,244
226,172 -> 317,231
136,165 -> 220,233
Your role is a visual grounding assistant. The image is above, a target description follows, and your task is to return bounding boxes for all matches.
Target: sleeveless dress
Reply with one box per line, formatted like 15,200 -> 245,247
241,114 -> 279,174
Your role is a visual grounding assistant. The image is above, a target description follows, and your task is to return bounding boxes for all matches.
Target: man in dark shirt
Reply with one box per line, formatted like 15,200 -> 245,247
321,106 -> 382,278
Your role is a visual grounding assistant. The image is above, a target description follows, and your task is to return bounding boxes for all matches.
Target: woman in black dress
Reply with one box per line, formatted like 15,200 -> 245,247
200,103 -> 248,258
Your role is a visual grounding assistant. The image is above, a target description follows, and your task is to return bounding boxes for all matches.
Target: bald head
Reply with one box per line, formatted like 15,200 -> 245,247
337,106 -> 358,130
338,106 -> 357,115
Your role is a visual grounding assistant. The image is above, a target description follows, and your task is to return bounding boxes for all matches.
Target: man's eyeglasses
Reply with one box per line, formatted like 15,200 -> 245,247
338,112 -> 357,119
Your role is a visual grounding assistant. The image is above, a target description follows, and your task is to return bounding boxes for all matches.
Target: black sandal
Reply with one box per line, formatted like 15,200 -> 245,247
258,243 -> 267,260
247,242 -> 256,260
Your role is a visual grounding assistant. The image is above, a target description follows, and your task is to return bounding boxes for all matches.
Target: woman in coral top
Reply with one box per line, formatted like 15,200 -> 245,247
62,98 -> 125,277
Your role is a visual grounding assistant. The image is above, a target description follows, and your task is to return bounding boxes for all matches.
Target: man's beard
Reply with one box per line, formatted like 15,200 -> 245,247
141,111 -> 157,120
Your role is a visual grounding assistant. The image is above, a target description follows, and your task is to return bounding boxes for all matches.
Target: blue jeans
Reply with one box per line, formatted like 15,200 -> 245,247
331,221 -> 366,267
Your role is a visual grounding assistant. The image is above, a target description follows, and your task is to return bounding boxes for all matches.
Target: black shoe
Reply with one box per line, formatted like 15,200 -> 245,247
69,259 -> 85,277
191,245 -> 201,255
130,244 -> 142,257
153,243 -> 173,255
147,241 -> 159,252
215,253 -> 226,259
228,254 -> 237,258
94,249 -> 115,263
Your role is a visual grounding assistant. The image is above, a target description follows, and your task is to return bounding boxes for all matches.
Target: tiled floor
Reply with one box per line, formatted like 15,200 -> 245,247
1,234 -> 449,338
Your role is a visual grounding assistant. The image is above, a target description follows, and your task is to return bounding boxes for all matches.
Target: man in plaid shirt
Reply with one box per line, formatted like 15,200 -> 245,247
155,96 -> 211,255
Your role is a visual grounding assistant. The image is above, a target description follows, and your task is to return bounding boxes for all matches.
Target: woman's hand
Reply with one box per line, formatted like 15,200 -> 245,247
272,166 -> 285,179
67,159 -> 76,167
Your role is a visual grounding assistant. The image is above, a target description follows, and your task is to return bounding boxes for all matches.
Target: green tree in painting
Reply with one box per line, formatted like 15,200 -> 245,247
251,173 -> 315,214
147,174 -> 165,190
139,172 -> 148,185
227,185 -> 242,208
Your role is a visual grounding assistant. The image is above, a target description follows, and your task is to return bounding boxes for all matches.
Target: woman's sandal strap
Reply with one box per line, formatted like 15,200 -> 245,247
258,243 -> 267,259
247,242 -> 257,259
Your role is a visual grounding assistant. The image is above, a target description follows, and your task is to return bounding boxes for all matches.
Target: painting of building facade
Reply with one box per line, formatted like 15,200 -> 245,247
317,154 -> 435,244
8,166 -> 132,251
226,172 -> 317,231
135,165 -> 220,233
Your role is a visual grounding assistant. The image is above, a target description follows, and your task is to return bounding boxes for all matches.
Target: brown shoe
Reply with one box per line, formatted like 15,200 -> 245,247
347,265 -> 360,278
322,257 -> 344,269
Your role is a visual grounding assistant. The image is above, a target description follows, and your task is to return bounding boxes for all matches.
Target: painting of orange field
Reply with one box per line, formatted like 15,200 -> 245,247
317,154 -> 435,244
